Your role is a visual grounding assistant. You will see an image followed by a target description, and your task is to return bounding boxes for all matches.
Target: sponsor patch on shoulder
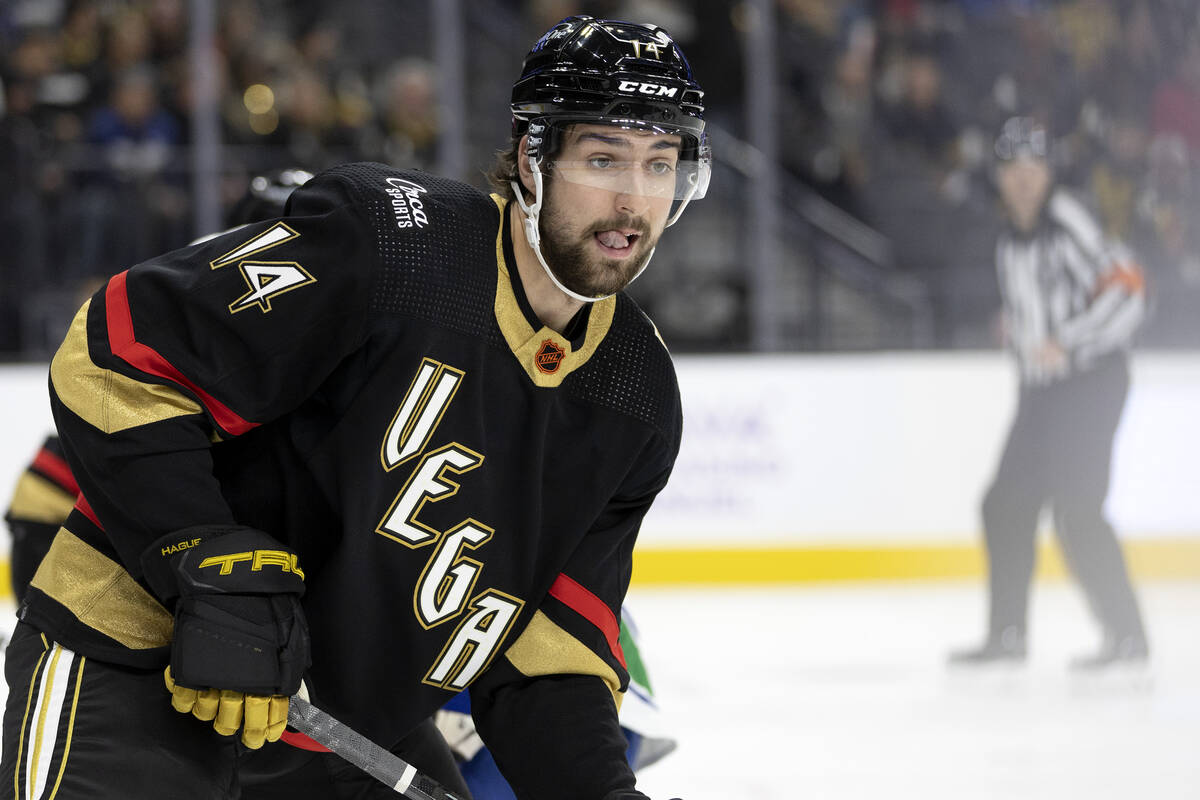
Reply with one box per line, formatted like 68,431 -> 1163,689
385,177 -> 431,230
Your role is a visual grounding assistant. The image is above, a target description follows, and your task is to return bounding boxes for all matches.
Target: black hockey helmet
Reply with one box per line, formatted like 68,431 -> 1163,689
510,15 -> 710,210
506,16 -> 710,303
512,16 -> 705,142
225,167 -> 315,228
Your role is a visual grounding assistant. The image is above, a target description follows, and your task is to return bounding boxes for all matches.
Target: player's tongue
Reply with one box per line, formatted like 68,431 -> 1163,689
597,230 -> 630,249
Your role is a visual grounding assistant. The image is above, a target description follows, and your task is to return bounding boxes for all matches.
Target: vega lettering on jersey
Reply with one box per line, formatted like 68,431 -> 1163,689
424,590 -> 524,691
375,358 -> 525,689
380,359 -> 464,470
376,443 -> 483,547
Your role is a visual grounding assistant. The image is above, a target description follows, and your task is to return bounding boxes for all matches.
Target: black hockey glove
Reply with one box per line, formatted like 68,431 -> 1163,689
141,525 -> 310,748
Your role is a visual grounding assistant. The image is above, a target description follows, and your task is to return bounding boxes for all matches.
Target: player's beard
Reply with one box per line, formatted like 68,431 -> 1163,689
538,191 -> 659,299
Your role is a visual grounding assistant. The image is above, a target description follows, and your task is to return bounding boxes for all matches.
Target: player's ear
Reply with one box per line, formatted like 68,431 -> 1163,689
516,135 -> 536,197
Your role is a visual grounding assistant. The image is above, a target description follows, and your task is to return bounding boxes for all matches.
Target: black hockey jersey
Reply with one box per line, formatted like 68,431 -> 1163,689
31,162 -> 682,799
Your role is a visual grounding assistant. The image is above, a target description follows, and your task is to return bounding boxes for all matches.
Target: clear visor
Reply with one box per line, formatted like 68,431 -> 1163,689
547,156 -> 710,201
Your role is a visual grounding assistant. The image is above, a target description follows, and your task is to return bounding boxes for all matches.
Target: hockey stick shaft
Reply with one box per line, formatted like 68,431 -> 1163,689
286,694 -> 467,800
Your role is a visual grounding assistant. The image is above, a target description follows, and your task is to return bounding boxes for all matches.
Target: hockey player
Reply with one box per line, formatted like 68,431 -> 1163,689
1,15 -> 708,800
949,117 -> 1149,670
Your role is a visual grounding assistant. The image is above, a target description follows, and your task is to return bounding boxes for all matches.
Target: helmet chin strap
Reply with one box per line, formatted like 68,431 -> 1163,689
510,155 -> 655,304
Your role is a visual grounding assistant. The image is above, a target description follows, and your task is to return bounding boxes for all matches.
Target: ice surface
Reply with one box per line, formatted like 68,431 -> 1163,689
626,581 -> 1200,800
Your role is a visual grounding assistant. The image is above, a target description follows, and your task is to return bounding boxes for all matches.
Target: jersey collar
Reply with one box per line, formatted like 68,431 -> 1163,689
491,195 -> 616,387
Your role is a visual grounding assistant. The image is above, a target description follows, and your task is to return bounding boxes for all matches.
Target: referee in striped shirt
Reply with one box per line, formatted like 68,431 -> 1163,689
951,117 -> 1149,670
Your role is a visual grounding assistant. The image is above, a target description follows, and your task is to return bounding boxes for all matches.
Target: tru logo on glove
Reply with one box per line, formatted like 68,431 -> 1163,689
198,549 -> 305,579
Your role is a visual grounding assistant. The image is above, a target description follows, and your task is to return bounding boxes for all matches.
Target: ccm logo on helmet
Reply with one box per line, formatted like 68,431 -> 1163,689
618,80 -> 678,98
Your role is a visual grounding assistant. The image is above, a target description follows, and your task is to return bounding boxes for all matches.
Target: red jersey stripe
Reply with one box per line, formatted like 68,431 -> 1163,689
31,448 -> 80,497
74,493 -> 103,530
105,271 -> 258,436
548,573 -> 626,669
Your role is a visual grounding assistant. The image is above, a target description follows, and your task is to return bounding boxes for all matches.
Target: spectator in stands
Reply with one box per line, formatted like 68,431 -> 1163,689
1151,32 -> 1200,160
89,5 -> 153,105
372,58 -> 439,171
58,0 -> 105,115
273,66 -> 360,167
146,0 -> 187,66
864,39 -> 976,343
85,64 -> 180,168
0,74 -> 47,353
812,15 -> 878,220
74,64 -> 185,280
1137,131 -> 1200,344
877,42 -> 959,170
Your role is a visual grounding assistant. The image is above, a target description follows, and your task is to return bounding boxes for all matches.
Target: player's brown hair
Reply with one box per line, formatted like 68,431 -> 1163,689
485,138 -> 521,201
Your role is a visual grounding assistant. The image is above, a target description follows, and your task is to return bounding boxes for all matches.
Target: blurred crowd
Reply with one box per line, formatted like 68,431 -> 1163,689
1,0 -> 1198,356
0,0 -> 459,354
769,0 -> 1200,347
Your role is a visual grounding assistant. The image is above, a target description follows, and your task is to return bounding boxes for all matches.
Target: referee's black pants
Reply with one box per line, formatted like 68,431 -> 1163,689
980,354 -> 1147,643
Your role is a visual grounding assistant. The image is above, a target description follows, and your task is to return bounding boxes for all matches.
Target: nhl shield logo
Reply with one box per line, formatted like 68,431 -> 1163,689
534,339 -> 566,374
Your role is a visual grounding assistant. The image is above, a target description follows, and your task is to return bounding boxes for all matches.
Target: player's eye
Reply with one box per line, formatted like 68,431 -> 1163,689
648,161 -> 675,176
587,156 -> 614,169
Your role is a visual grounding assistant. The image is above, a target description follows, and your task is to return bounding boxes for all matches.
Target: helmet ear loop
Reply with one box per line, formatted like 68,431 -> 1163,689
511,151 -> 545,252
511,124 -> 544,231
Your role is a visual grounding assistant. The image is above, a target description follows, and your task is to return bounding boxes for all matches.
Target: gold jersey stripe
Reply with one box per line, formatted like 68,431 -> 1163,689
6,472 -> 76,525
489,195 -> 617,387
50,299 -> 203,434
503,609 -> 623,710
30,528 -> 172,650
